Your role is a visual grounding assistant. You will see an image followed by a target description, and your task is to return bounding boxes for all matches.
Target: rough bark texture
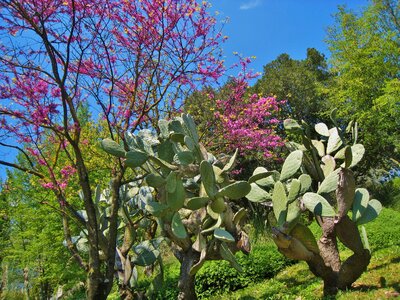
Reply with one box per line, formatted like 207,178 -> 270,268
177,249 -> 199,300
338,249 -> 370,289
336,216 -> 371,287
0,264 -> 8,298
318,217 -> 341,273
275,214 -> 372,296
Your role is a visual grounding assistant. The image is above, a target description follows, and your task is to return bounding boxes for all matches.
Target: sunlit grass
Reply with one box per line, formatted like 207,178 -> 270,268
209,245 -> 400,300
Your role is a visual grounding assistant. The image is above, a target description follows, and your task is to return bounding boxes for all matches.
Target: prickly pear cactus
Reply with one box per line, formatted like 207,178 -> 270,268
102,114 -> 251,300
66,184 -> 162,296
248,117 -> 382,296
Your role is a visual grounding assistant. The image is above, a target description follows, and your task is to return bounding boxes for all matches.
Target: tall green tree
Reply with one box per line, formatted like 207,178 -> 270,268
0,170 -> 85,299
326,0 -> 400,172
252,48 -> 331,125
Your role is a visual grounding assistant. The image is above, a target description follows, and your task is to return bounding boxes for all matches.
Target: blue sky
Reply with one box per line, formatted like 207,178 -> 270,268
0,0 -> 370,182
209,0 -> 369,76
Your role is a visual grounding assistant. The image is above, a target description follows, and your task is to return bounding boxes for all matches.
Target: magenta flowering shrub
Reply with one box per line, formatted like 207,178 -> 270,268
213,59 -> 285,161
215,93 -> 284,159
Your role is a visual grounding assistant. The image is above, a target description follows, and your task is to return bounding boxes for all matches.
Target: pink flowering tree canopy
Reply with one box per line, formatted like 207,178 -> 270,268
186,56 -> 285,165
0,1 -> 226,298
0,0 -> 225,189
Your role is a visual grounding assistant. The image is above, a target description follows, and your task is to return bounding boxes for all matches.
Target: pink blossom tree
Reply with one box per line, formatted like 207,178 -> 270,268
0,0 -> 225,298
186,56 -> 285,167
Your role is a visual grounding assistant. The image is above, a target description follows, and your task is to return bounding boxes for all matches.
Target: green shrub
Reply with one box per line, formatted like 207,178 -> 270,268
309,208 -> 400,252
364,208 -> 400,251
151,261 -> 180,300
194,243 -> 293,299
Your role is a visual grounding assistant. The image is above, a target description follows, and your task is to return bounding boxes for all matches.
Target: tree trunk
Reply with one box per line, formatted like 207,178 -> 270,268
23,267 -> 29,300
177,249 -> 199,300
0,263 -> 8,298
316,216 -> 341,296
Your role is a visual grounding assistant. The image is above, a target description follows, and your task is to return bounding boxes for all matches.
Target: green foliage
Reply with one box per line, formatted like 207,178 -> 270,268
326,1 -> 400,172
0,170 -> 86,298
372,177 -> 400,211
194,243 -> 293,299
363,208 -> 400,251
252,48 -> 331,124
308,207 -> 400,252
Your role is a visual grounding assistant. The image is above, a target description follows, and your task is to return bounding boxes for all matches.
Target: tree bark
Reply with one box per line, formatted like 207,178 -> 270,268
318,217 -> 341,272
177,249 -> 199,300
0,264 -> 8,298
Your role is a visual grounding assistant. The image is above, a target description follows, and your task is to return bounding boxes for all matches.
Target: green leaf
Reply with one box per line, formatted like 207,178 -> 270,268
201,214 -> 222,234
171,212 -> 187,239
233,208 -> 247,225
321,155 -> 336,177
344,146 -> 353,168
173,151 -> 194,166
168,119 -> 185,134
145,202 -> 168,217
158,119 -> 169,139
290,223 -> 319,254
133,241 -> 160,267
185,197 -> 209,210
219,242 -> 243,272
101,138 -> 126,157
166,176 -> 185,211
245,183 -> 272,202
214,228 -> 235,243
222,149 -> 239,172
148,156 -> 178,171
248,167 -> 279,186
352,188 -> 370,222
200,160 -> 217,198
272,181 -> 288,226
287,179 -> 301,203
216,181 -> 251,200
302,192 -> 335,217
170,132 -> 185,144
184,136 -> 196,151
349,144 -> 365,168
299,174 -> 312,194
208,197 -> 225,214
312,140 -> 325,157
280,150 -> 303,181
326,128 -> 342,154
334,147 -> 346,159
158,140 -> 175,163
166,172 -> 177,193
284,119 -> 302,131
145,174 -> 166,188
315,123 -> 330,137
286,200 -> 301,226
125,150 -> 148,168
356,199 -> 382,225
317,169 -> 340,194
182,114 -> 200,143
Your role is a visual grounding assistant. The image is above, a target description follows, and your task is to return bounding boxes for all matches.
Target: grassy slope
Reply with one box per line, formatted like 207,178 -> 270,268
209,208 -> 400,300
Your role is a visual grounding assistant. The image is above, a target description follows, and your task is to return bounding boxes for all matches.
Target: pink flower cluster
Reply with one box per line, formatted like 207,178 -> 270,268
213,58 -> 285,160
40,165 -> 77,191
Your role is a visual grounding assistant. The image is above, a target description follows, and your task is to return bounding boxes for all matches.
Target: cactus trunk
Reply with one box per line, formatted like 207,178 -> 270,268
177,249 -> 200,300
